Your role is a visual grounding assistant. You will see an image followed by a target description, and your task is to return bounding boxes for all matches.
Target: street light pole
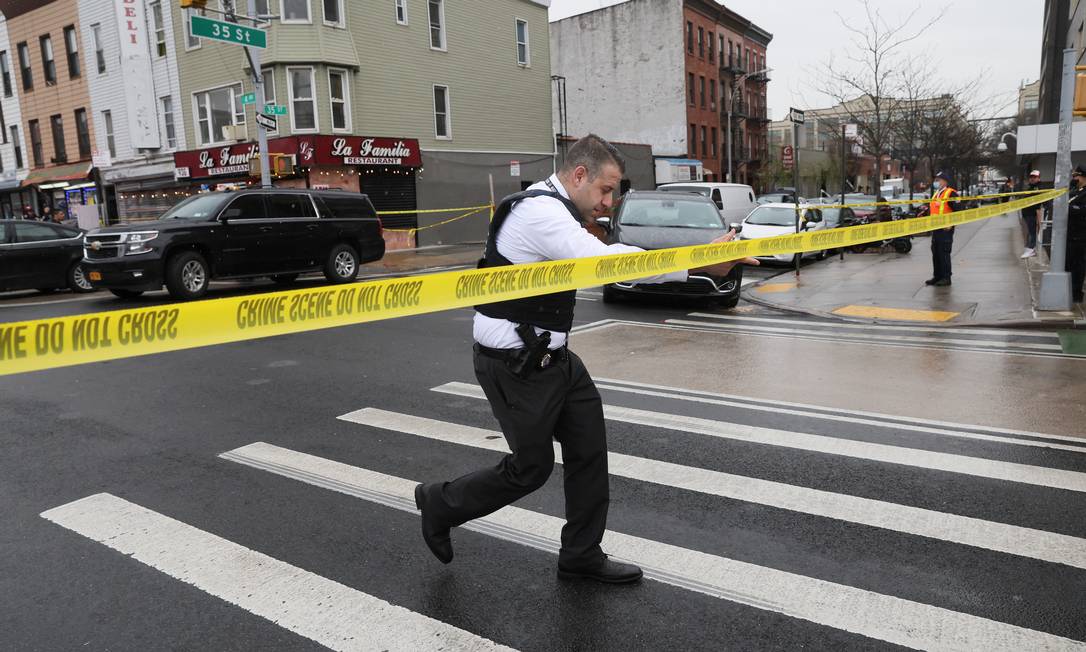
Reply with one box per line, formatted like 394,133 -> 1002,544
227,0 -> 271,188
1038,48 -> 1075,310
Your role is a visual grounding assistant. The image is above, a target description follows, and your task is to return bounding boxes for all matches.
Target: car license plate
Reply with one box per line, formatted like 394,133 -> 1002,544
89,271 -> 102,281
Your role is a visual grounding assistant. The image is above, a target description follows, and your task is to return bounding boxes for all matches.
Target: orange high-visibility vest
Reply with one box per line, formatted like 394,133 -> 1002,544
930,187 -> 955,215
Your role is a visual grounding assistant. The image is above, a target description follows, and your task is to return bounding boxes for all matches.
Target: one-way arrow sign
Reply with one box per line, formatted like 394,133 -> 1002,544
255,113 -> 277,130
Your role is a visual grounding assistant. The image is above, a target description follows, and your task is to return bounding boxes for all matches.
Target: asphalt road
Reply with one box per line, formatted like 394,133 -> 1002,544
2,261 -> 1084,651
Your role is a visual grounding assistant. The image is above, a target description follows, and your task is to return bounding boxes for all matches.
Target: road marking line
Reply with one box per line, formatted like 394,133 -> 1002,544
577,289 -> 604,296
0,294 -> 104,308
685,313 -> 1061,340
340,408 -> 1086,570
434,383 -> 1086,493
664,319 -> 1063,351
587,383 -> 1086,453
40,493 -> 513,652
832,305 -> 961,322
591,375 -> 1086,445
220,443 -> 1086,652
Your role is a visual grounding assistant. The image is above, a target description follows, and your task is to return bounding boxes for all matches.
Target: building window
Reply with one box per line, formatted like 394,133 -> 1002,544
711,127 -> 717,157
395,0 -> 408,24
699,76 -> 705,108
261,67 -> 277,134
328,68 -> 350,131
709,32 -> 716,63
719,35 -> 724,64
686,21 -> 693,53
40,35 -> 56,85
185,9 -> 201,49
697,27 -> 703,57
515,19 -> 529,66
102,110 -> 115,158
149,3 -> 167,57
689,123 -> 695,155
710,79 -> 716,111
282,0 -> 311,22
63,26 -> 80,77
75,108 -> 90,159
50,114 -> 66,163
323,0 -> 344,27
160,96 -> 176,149
255,0 -> 276,18
433,84 -> 451,138
193,84 -> 244,145
17,42 -> 32,90
287,67 -> 317,131
10,126 -> 22,168
688,73 -> 694,105
91,25 -> 106,73
701,125 -> 707,157
429,0 -> 446,50
28,120 -> 42,167
0,52 -> 10,97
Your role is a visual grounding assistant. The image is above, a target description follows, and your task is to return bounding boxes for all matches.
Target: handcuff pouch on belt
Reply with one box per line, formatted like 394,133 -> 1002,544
510,323 -> 553,378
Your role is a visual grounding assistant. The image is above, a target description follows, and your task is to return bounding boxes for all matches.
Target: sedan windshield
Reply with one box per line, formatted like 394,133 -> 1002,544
619,199 -> 723,228
745,206 -> 802,227
658,185 -> 711,197
159,194 -> 230,220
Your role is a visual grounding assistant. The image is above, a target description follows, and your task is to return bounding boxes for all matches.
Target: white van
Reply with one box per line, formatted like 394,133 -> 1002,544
656,182 -> 757,225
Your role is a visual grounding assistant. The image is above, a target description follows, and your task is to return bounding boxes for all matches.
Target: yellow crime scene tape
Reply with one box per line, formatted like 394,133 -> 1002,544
383,205 -> 494,234
0,188 -> 1062,377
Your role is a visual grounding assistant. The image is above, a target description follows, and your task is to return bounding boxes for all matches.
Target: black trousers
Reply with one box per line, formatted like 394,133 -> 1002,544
430,348 -> 609,568
1068,239 -> 1086,301
931,229 -> 954,281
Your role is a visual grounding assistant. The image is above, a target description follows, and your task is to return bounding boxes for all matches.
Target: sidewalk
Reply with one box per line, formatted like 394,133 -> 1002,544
357,242 -> 482,275
743,209 -> 1085,327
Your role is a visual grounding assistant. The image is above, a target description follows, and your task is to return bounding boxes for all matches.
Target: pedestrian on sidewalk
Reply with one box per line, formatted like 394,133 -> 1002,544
413,134 -> 756,584
1067,166 -> 1086,303
925,171 -> 957,287
1000,178 -> 1015,202
1020,170 -> 1043,258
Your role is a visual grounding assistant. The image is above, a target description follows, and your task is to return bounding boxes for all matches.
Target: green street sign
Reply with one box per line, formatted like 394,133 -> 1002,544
239,93 -> 257,105
190,15 -> 267,49
263,105 -> 288,115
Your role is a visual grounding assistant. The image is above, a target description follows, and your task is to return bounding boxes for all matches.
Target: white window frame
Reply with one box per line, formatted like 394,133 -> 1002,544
286,66 -> 318,133
191,82 -> 244,146
428,0 -> 446,51
149,2 -> 167,57
281,0 -> 312,24
321,0 -> 345,28
160,95 -> 176,150
395,0 -> 408,25
327,68 -> 351,132
514,18 -> 529,66
255,0 -> 277,19
102,110 -> 115,158
261,67 -> 278,134
432,83 -> 451,140
91,24 -> 106,73
184,8 -> 202,50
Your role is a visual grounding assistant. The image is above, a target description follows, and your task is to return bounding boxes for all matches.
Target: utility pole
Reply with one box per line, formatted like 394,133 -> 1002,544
840,123 -> 847,261
224,0 -> 271,187
1038,48 -> 1075,310
790,107 -> 804,277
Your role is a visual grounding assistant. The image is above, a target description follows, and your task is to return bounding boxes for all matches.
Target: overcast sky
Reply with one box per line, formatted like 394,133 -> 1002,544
548,0 -> 1043,121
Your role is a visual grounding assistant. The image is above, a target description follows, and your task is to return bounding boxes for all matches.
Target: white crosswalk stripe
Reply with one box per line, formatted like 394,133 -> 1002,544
218,442 -> 1086,652
433,382 -> 1086,493
685,313 -> 1063,340
338,407 -> 1086,570
41,493 -> 514,652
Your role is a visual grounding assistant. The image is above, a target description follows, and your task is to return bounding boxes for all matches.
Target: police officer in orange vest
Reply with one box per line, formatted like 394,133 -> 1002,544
926,171 -> 958,287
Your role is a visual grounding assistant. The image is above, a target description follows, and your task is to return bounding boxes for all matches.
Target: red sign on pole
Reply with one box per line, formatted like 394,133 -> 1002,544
782,145 -> 794,167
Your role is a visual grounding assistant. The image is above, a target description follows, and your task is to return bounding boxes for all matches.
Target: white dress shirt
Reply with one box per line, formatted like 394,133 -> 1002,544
473,174 -> 689,349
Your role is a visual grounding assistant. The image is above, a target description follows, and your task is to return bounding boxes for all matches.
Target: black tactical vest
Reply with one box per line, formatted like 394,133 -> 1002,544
474,184 -> 582,332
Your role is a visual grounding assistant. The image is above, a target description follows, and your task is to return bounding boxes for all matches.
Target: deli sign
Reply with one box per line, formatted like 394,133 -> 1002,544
311,135 -> 421,167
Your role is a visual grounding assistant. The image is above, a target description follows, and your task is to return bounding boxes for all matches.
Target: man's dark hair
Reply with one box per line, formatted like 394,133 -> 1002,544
560,134 -> 626,179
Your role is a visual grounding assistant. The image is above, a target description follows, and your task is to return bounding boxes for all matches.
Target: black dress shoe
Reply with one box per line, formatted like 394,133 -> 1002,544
924,278 -> 938,285
557,557 -> 643,584
414,483 -> 453,564
933,278 -> 951,287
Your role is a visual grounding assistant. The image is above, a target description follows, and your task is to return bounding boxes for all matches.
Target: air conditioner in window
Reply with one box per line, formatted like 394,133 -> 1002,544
222,124 -> 248,142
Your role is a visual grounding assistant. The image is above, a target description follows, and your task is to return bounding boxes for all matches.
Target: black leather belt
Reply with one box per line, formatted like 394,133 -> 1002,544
474,342 -> 568,369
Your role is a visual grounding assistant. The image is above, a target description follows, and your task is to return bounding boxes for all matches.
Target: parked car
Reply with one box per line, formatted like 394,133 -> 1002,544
0,219 -> 96,294
739,203 -> 829,264
82,189 -> 385,300
655,182 -> 757,225
596,191 -> 745,307
757,187 -> 806,204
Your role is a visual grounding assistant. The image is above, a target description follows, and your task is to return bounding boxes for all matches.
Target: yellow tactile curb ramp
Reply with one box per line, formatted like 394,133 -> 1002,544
755,282 -> 799,293
832,305 -> 961,322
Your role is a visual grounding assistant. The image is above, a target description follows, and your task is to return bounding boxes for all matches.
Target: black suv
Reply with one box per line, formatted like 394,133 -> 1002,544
83,189 -> 385,300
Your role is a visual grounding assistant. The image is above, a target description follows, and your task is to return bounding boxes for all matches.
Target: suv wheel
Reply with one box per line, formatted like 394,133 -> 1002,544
68,261 -> 96,293
110,289 -> 144,299
324,243 -> 359,283
166,251 -> 210,300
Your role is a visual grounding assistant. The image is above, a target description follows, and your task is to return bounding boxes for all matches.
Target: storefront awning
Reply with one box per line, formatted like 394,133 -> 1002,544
21,162 -> 93,188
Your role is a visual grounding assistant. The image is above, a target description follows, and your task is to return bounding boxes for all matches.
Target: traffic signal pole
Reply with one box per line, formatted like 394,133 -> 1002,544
223,0 -> 271,188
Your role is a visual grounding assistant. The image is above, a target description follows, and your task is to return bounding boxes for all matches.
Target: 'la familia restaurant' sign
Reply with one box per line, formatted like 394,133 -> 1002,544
174,135 -> 421,180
